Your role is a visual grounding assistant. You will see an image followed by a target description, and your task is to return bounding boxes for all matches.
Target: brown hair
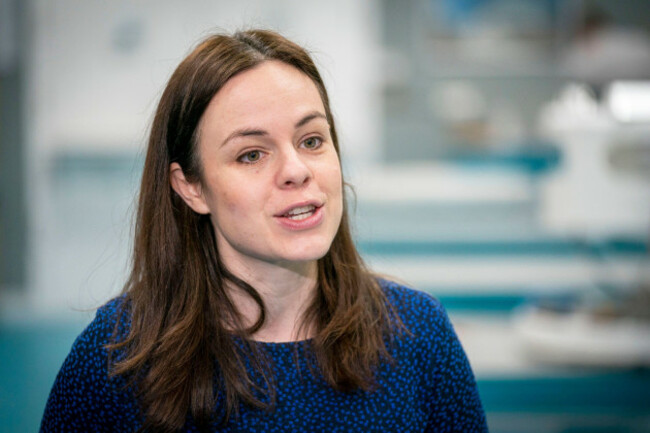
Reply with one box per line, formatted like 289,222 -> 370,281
108,29 -> 396,432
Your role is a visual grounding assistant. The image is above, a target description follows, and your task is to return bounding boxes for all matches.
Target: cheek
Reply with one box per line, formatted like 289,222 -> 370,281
324,159 -> 343,196
204,176 -> 250,220
219,190 -> 241,212
215,189 -> 255,222
209,190 -> 259,244
215,172 -> 272,222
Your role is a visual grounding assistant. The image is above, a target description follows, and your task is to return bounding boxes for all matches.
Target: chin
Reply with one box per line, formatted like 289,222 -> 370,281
279,240 -> 333,263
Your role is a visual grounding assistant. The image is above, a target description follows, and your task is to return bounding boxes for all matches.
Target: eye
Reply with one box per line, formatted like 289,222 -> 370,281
238,150 -> 263,163
301,137 -> 322,149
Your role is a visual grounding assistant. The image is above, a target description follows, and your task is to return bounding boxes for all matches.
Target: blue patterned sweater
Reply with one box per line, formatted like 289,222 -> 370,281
41,280 -> 488,432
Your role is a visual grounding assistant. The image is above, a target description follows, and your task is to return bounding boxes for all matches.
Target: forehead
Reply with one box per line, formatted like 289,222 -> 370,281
200,60 -> 326,139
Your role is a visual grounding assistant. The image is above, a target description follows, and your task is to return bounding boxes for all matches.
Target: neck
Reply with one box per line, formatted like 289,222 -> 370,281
222,254 -> 318,343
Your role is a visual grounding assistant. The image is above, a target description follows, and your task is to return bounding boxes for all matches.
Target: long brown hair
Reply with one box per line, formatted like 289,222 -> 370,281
108,29 -> 396,432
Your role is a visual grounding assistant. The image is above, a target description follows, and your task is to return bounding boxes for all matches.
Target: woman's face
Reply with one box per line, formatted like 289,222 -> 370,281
184,60 -> 343,270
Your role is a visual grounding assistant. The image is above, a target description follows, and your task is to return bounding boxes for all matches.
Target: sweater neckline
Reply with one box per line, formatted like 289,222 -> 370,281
232,335 -> 312,351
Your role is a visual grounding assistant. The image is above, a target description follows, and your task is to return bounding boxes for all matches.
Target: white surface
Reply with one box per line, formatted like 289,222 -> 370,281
368,256 -> 650,291
352,163 -> 532,203
451,314 -> 545,377
512,306 -> 650,367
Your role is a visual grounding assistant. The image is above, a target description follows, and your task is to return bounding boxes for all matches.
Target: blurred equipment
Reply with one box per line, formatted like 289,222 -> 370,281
526,19 -> 650,367
537,82 -> 650,238
561,5 -> 650,93
607,81 -> 650,124
513,284 -> 650,367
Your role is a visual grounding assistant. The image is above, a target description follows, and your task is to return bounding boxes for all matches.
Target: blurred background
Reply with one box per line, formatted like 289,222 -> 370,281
1,0 -> 650,431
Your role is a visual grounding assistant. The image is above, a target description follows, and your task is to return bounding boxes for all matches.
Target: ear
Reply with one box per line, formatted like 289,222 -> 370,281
169,162 -> 211,214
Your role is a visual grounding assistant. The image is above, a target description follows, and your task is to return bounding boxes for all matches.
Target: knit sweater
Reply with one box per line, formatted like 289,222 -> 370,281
41,280 -> 488,432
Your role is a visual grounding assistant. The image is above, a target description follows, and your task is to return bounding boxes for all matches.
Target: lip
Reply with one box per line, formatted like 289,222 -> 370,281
274,200 -> 324,230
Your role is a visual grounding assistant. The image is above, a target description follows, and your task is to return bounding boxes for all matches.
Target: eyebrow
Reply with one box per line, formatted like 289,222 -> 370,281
295,111 -> 328,128
220,128 -> 267,148
220,111 -> 328,148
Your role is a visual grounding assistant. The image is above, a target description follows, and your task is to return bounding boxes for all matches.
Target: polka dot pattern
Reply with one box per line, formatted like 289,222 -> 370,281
40,280 -> 488,432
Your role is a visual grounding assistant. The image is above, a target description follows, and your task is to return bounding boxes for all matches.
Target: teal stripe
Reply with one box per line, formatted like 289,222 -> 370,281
358,238 -> 649,257
0,322 -> 86,433
51,152 -> 143,177
478,371 -> 650,414
435,293 -> 528,313
422,287 -> 584,314
442,140 -> 561,174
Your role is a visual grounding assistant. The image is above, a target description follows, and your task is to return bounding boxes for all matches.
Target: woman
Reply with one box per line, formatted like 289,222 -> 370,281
41,29 -> 487,432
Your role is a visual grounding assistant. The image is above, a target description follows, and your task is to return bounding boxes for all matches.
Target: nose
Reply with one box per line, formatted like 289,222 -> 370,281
276,146 -> 312,188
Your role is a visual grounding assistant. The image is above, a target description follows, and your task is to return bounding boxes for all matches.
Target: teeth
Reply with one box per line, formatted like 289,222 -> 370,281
285,205 -> 316,219
288,212 -> 312,221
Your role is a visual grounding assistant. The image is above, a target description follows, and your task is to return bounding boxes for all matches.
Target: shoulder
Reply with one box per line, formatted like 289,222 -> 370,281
51,295 -> 130,391
96,295 -> 130,332
57,295 -> 130,380
377,278 -> 449,332
74,295 -> 130,351
41,295 -> 136,431
377,279 -> 488,430
378,277 -> 441,308
377,277 -> 463,360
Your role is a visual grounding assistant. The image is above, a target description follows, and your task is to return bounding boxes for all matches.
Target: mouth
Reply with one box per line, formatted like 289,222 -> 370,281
274,201 -> 325,230
280,204 -> 318,221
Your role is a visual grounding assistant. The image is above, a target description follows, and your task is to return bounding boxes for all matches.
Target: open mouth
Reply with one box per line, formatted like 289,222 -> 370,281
282,205 -> 317,221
